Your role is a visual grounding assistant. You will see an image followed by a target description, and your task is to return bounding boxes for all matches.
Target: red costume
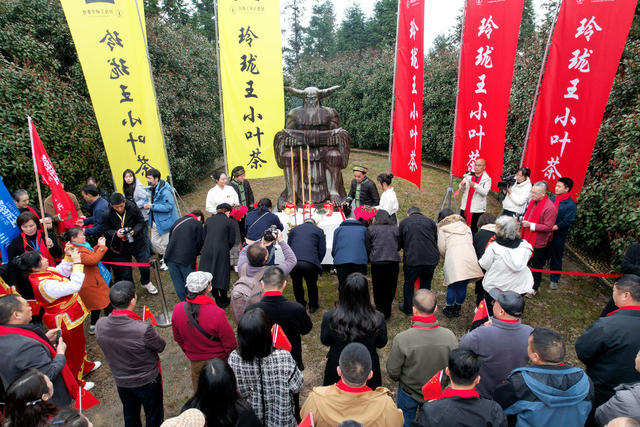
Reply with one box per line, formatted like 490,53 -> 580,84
30,260 -> 95,383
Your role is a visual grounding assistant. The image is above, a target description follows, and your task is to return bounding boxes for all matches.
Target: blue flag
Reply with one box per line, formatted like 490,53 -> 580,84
0,177 -> 20,263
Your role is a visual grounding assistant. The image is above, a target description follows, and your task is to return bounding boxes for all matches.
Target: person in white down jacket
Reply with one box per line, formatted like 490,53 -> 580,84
501,167 -> 532,217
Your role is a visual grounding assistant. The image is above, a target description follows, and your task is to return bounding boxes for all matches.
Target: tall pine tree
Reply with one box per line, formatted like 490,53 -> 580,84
303,0 -> 336,59
368,0 -> 398,47
283,0 -> 305,72
336,3 -> 369,52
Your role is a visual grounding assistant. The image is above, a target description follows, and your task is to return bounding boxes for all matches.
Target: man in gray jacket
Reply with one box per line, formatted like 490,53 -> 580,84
96,281 -> 166,427
387,290 -> 457,426
595,351 -> 640,425
0,295 -> 71,406
459,289 -> 533,399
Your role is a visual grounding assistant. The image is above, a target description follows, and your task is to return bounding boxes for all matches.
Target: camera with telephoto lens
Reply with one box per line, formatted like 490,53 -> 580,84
497,174 -> 517,191
263,225 -> 279,243
121,227 -> 135,243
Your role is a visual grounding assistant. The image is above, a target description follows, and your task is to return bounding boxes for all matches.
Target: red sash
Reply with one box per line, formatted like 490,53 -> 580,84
336,379 -> 371,393
411,315 -> 440,330
0,325 -> 79,399
441,387 -> 479,399
464,175 -> 481,226
186,295 -> 217,306
22,231 -> 55,266
553,192 -> 571,210
521,196 -> 548,248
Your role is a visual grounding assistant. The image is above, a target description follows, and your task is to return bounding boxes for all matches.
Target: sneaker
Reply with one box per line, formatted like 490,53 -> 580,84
89,361 -> 102,373
159,260 -> 169,271
83,381 -> 95,391
144,282 -> 159,295
550,282 -> 559,290
89,325 -> 96,335
525,290 -> 537,298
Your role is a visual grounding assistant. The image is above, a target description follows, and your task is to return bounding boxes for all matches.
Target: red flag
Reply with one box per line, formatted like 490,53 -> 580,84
390,0 -> 425,187
472,299 -> 489,324
451,0 -> 525,190
422,370 -> 444,401
26,299 -> 41,315
143,305 -> 158,326
74,385 -> 100,411
522,0 -> 637,198
28,117 -> 79,224
271,324 -> 292,352
298,412 -> 314,427
414,276 -> 420,290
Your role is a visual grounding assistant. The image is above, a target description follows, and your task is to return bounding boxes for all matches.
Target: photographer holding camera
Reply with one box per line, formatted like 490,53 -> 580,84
501,167 -> 532,218
102,193 -> 156,295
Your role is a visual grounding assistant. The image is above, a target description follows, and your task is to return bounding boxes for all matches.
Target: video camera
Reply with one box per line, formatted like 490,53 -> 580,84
497,174 -> 517,191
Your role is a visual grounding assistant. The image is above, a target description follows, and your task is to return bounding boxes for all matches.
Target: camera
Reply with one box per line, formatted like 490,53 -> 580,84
497,174 -> 516,191
121,227 -> 135,243
263,225 -> 279,243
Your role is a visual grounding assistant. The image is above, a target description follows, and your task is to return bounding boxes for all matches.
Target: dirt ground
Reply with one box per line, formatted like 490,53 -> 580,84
82,150 -> 610,425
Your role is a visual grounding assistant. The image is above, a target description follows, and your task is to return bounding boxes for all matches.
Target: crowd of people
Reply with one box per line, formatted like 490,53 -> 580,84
0,160 -> 638,427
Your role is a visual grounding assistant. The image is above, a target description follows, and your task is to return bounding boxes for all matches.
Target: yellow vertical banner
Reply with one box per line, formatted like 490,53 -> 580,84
59,0 -> 170,192
218,0 -> 284,178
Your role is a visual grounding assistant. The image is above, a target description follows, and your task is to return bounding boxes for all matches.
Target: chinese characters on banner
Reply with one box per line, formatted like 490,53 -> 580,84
390,0 -> 425,188
451,0 -> 524,190
28,117 -> 79,223
217,0 -> 284,178
522,0 -> 637,198
0,176 -> 20,263
59,0 -> 170,192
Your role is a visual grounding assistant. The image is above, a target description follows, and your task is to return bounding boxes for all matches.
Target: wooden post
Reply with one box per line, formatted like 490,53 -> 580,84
27,116 -> 49,243
306,145 -> 311,203
299,147 -> 305,205
290,145 -> 296,205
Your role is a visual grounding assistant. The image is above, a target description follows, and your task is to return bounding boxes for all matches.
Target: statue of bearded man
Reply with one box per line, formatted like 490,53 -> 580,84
274,85 -> 351,209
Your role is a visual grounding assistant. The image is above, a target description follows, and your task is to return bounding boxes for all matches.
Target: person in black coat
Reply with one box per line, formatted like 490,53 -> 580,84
321,273 -> 387,389
344,166 -> 380,209
246,266 -> 312,422
547,177 -> 578,290
473,213 -> 496,306
164,210 -> 205,301
575,274 -> 640,422
365,210 -> 400,319
398,206 -> 439,315
7,211 -> 62,300
287,218 -> 326,312
199,204 -> 236,307
413,349 -> 507,427
102,193 -> 153,293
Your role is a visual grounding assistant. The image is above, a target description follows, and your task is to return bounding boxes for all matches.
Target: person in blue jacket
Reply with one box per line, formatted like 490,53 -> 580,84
495,327 -> 593,427
79,184 -> 109,239
332,206 -> 368,289
546,177 -> 577,290
144,168 -> 179,271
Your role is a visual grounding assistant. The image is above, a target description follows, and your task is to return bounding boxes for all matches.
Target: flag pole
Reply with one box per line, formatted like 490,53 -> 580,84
439,0 -> 467,213
519,0 -> 561,167
213,0 -> 229,175
387,0 -> 402,173
28,116 -> 49,244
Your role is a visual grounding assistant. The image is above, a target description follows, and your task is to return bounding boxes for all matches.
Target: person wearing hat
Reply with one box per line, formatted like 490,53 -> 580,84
344,166 -> 379,210
459,289 -> 533,399
161,408 -> 206,427
171,271 -> 237,391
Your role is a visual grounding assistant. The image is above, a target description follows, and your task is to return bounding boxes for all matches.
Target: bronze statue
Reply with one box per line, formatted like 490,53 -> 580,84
274,86 -> 351,209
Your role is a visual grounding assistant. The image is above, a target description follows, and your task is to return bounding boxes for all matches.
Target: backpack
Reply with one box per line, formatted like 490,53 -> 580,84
230,263 -> 267,324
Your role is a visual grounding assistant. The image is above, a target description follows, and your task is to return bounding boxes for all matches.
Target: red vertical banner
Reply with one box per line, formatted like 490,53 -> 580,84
451,0 -> 524,190
522,0 -> 637,198
28,117 -> 78,222
390,0 -> 425,188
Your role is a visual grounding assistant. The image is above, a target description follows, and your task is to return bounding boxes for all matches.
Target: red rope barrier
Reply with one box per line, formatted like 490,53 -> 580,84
102,261 -> 151,267
529,268 -> 621,278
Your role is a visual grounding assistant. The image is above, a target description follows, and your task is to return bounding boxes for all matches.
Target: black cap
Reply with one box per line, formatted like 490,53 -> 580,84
488,289 -> 524,317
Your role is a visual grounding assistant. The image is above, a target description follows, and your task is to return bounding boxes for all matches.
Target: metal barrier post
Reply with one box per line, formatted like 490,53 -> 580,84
150,259 -> 172,327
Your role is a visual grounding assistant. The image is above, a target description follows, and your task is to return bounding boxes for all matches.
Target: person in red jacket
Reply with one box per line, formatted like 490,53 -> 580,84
520,182 -> 558,297
172,271 -> 237,391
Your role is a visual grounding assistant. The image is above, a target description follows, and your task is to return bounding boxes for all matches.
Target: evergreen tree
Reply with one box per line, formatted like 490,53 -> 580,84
302,0 -> 336,59
191,0 -> 217,42
368,0 -> 397,47
283,0 -> 305,72
518,0 -> 536,46
336,3 -> 369,52
162,0 -> 190,25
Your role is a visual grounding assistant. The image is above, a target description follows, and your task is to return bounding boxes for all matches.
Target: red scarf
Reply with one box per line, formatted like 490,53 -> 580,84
464,175 -> 481,226
22,231 -> 55,266
521,196 -> 548,247
186,295 -> 217,306
441,388 -> 479,399
336,380 -> 371,393
0,325 -> 80,400
411,315 -> 439,330
553,192 -> 571,210
606,306 -> 640,316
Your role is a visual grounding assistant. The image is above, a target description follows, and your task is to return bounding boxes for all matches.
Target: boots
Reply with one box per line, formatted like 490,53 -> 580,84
454,304 -> 462,317
443,305 -> 456,318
